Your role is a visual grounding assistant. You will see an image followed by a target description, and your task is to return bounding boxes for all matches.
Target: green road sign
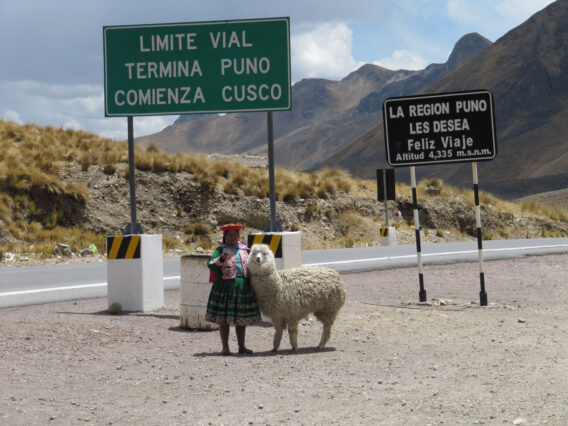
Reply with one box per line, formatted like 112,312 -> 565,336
103,17 -> 291,116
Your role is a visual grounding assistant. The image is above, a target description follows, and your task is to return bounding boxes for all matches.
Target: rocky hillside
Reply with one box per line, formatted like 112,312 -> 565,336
48,158 -> 568,252
1,121 -> 567,265
40,161 -> 568,249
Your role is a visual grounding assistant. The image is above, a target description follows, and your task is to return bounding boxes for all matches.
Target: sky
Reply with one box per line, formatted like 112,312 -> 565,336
0,0 -> 556,141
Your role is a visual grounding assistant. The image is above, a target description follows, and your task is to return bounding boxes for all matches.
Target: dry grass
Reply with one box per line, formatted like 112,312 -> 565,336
184,222 -> 210,236
1,119 -> 566,257
398,177 -> 566,222
519,199 -> 568,222
2,222 -> 106,257
0,121 -> 120,256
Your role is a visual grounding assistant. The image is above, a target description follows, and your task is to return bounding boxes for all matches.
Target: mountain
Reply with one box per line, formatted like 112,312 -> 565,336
136,33 -> 491,170
356,33 -> 492,114
317,0 -> 568,199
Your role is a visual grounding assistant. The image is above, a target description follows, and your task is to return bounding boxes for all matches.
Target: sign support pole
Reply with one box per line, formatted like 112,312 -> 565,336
472,162 -> 488,306
383,169 -> 390,228
411,166 -> 427,302
264,111 -> 282,232
124,116 -> 143,235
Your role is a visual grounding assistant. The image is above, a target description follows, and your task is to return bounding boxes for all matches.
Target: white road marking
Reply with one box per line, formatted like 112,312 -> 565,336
0,276 -> 181,298
2,243 -> 567,299
1,282 -> 107,297
304,244 -> 568,267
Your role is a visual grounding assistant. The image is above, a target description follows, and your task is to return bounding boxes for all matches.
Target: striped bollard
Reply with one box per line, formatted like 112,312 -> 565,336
106,234 -> 164,312
411,167 -> 427,303
379,227 -> 397,246
472,163 -> 488,306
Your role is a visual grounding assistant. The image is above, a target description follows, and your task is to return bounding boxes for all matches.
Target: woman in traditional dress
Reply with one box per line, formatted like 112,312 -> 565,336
206,223 -> 260,355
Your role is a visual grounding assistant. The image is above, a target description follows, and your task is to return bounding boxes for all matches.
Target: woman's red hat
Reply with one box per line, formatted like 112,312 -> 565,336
220,223 -> 243,232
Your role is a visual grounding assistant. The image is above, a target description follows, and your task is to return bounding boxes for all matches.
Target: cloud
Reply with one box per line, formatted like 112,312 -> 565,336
291,22 -> 360,81
62,118 -> 82,131
2,110 -> 23,125
374,50 -> 428,71
493,0 -> 555,22
446,0 -> 475,24
447,0 -> 555,29
0,80 -> 176,140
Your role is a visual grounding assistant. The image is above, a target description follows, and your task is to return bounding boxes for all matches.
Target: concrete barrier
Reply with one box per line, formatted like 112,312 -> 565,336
107,234 -> 163,312
379,227 -> 397,246
180,254 -> 218,330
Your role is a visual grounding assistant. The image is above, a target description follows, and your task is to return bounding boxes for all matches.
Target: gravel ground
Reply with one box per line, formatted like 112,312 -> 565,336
1,254 -> 568,425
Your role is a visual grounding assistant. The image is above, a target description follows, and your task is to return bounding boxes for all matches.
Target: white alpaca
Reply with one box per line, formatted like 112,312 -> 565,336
248,244 -> 346,352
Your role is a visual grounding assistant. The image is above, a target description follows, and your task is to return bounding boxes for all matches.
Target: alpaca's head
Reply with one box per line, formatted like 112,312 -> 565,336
248,244 -> 276,275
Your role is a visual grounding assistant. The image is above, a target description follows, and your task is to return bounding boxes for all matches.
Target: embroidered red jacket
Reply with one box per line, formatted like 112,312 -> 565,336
208,242 -> 250,281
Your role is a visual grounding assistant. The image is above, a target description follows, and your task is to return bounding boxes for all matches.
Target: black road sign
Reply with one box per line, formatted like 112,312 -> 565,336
383,90 -> 497,167
376,169 -> 395,201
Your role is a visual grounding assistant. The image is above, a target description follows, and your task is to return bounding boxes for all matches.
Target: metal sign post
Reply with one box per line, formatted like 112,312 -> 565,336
383,90 -> 497,304
472,162 -> 488,306
265,111 -> 282,232
377,168 -> 396,225
124,116 -> 143,235
376,168 -> 396,244
383,169 -> 389,228
411,166 -> 427,302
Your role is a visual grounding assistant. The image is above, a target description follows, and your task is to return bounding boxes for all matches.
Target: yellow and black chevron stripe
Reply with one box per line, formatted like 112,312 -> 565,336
247,234 -> 282,258
107,235 -> 141,259
380,228 -> 390,237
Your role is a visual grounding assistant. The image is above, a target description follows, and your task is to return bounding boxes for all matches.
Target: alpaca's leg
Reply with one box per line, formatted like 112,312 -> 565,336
317,322 -> 331,350
315,312 -> 336,350
272,319 -> 285,352
287,319 -> 299,351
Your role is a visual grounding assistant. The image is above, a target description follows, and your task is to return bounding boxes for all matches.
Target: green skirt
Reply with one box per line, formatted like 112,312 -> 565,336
205,276 -> 260,326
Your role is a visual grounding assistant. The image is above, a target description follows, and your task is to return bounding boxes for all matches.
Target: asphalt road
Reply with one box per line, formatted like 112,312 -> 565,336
1,238 -> 567,308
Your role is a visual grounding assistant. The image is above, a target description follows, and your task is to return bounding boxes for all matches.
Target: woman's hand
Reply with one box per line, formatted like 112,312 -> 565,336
219,248 -> 230,262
